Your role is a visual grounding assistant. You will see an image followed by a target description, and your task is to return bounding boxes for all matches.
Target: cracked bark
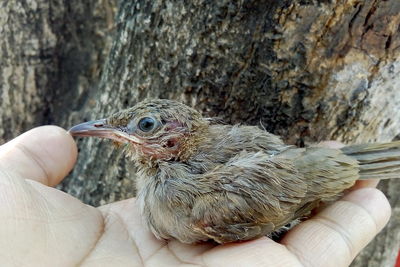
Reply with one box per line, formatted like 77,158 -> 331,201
1,0 -> 399,266
0,0 -> 116,141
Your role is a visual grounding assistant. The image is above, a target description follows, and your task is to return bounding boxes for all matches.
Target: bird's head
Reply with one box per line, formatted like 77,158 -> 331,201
69,99 -> 208,163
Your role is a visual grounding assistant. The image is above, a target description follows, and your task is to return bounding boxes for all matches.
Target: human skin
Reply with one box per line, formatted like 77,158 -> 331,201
0,126 -> 391,267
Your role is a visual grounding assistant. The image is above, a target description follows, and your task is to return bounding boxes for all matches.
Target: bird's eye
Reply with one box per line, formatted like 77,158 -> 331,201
138,117 -> 157,132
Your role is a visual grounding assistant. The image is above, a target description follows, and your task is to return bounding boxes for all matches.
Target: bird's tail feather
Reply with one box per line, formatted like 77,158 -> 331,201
341,141 -> 400,180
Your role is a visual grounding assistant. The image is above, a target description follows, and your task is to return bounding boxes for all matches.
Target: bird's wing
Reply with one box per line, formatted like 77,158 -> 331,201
190,151 -> 308,243
284,147 -> 359,201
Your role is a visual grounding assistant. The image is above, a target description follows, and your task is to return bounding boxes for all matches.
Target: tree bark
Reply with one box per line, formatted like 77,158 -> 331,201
0,0 -> 116,141
1,0 -> 399,266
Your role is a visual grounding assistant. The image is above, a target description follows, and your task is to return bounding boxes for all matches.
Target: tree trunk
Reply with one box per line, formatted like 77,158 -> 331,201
0,0 -> 116,141
1,0 -> 399,266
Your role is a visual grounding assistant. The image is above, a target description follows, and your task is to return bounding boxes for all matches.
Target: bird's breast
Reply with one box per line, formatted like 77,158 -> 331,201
137,171 -> 209,242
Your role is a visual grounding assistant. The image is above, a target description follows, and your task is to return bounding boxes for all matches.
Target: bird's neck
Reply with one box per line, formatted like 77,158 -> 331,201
176,125 -> 208,162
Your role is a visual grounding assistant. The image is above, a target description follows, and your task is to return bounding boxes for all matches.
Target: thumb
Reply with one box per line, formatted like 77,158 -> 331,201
0,126 -> 77,186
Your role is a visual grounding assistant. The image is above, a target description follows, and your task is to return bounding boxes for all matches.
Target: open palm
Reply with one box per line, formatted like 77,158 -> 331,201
0,127 -> 391,267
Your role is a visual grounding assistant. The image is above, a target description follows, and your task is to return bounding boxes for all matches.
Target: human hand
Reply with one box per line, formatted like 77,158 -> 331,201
0,127 -> 391,266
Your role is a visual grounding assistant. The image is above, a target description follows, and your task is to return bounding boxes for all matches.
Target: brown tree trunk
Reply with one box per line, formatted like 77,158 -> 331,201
0,0 -> 116,141
1,1 -> 399,266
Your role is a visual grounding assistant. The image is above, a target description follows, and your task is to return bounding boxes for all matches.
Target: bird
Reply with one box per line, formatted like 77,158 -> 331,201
69,99 -> 400,244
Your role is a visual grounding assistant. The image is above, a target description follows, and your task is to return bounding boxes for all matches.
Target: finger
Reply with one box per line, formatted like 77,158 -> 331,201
281,188 -> 391,267
0,126 -> 77,186
349,179 -> 380,191
203,237 -> 303,266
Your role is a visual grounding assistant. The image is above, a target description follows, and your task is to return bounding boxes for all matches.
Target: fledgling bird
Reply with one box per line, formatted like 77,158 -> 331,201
69,99 -> 400,244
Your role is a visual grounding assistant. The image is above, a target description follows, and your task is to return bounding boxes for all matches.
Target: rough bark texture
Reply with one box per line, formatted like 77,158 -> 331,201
1,0 -> 399,266
0,0 -> 116,140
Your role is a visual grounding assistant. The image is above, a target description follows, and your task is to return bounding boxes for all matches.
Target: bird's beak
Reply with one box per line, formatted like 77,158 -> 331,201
68,119 -> 143,144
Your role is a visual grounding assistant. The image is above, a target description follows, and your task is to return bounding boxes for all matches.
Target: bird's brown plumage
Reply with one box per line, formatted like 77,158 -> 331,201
69,99 -> 400,244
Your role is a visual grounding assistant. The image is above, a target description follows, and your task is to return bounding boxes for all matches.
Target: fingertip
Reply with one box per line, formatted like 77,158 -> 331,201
348,179 -> 380,191
342,188 -> 391,232
0,126 -> 78,186
281,188 -> 391,266
42,125 -> 78,182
